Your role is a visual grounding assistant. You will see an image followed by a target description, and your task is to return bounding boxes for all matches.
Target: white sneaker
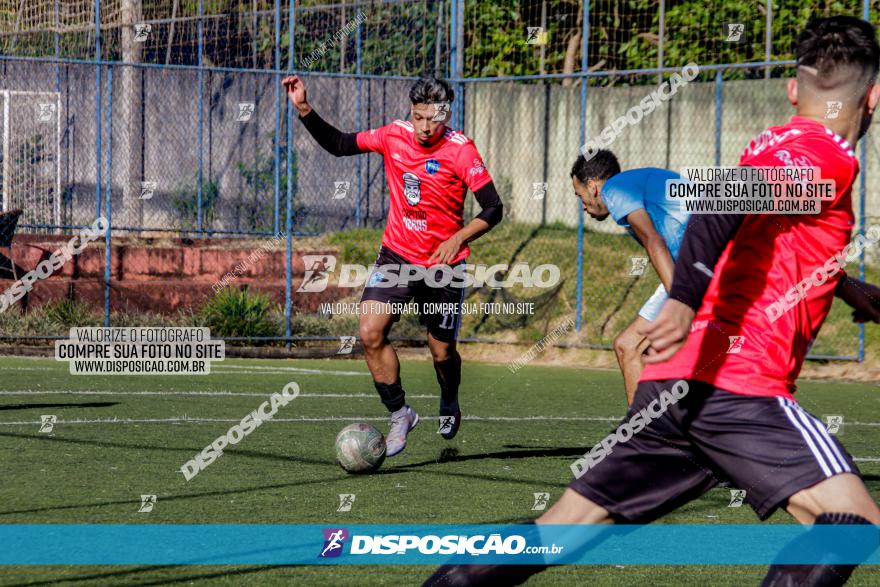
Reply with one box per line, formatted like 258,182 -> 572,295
386,405 -> 419,457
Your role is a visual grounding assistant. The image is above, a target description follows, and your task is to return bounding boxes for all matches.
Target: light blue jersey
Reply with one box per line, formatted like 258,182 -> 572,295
601,168 -> 688,260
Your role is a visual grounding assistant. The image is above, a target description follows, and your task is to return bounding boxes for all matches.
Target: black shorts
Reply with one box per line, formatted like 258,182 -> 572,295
569,379 -> 859,521
360,246 -> 465,342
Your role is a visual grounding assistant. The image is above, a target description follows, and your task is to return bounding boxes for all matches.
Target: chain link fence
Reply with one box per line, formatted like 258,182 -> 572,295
0,0 -> 874,361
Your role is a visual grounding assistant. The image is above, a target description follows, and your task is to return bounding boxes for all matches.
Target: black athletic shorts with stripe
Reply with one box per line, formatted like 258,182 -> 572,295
569,379 -> 859,521
360,246 -> 465,342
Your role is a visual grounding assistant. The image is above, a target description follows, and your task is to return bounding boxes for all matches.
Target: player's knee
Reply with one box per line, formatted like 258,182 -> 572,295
429,343 -> 453,363
613,331 -> 638,359
788,474 -> 880,525
358,322 -> 386,351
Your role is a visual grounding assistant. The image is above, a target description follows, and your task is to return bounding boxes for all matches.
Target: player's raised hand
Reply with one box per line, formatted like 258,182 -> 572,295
639,299 -> 696,364
282,75 -> 311,116
429,236 -> 463,266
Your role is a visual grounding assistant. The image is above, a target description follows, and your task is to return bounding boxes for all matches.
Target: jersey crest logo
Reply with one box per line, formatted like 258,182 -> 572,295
425,159 -> 440,175
402,172 -> 421,206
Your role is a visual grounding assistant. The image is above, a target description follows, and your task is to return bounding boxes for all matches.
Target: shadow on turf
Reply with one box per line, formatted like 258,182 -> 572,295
0,402 -> 119,411
395,445 -> 586,470
4,564 -> 295,587
0,429 -> 576,516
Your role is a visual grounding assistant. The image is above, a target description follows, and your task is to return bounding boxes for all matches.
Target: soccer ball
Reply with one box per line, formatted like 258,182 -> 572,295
335,423 -> 387,474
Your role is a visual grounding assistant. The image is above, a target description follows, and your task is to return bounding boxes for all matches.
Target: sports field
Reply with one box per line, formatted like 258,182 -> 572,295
0,355 -> 878,585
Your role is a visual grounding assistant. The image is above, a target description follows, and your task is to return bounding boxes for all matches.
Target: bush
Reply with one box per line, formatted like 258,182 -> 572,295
200,287 -> 279,339
172,177 -> 220,232
41,299 -> 100,329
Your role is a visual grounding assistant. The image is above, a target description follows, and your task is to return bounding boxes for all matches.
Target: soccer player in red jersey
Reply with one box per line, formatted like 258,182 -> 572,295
284,76 -> 503,456
425,16 -> 880,586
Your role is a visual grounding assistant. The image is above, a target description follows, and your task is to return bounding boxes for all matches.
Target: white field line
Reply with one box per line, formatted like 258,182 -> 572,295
2,393 -> 880,428
1,415 -> 878,461
0,415 -> 621,426
0,390 -> 437,399
2,400 -> 880,426
2,415 -> 879,460
0,365 -> 370,376
201,364 -> 369,376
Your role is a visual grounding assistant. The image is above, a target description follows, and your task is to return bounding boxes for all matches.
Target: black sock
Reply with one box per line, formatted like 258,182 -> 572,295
374,380 -> 406,413
423,522 -> 548,586
434,352 -> 461,407
761,512 -> 877,587
422,563 -> 547,587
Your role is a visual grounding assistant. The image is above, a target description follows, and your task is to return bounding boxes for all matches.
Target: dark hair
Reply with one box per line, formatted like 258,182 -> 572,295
409,77 -> 454,105
570,150 -> 621,183
796,16 -> 880,80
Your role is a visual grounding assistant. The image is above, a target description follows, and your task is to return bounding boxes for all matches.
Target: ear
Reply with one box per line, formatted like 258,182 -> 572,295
867,83 -> 880,114
787,78 -> 798,107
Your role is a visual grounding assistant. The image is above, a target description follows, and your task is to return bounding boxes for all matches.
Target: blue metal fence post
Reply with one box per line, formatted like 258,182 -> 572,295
197,0 -> 205,236
575,0 -> 590,332
274,0 -> 282,236
104,67 -> 113,327
54,0 -> 60,92
285,0 -> 296,343
455,0 -> 464,132
714,70 -> 722,166
859,0 -> 869,362
352,24 -> 364,226
355,22 -> 363,227
94,0 -> 102,221
448,0 -> 456,80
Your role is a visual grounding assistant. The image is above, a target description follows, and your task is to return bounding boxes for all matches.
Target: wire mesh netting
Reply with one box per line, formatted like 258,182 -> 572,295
0,0 -> 873,361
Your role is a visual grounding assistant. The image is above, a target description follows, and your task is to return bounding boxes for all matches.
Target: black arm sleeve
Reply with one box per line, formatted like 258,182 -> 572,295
669,213 -> 745,311
298,109 -> 364,157
473,182 -> 504,227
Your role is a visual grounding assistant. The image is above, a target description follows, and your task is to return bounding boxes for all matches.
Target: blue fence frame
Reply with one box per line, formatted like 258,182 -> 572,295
0,0 -> 869,361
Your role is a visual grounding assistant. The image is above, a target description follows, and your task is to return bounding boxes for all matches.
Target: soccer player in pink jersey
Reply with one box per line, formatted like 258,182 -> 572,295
284,76 -> 503,456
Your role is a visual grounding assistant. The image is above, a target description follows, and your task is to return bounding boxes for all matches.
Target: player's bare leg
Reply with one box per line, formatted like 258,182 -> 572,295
427,332 -> 462,439
757,474 -> 880,586
786,473 -> 880,525
359,300 -> 419,456
612,316 -> 651,405
359,300 -> 400,383
536,488 -> 614,525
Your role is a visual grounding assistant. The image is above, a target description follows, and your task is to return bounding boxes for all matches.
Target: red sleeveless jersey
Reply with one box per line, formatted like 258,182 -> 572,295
641,117 -> 859,397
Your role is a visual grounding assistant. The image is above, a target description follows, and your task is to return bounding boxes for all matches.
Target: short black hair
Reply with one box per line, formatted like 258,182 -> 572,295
796,16 -> 880,81
409,77 -> 454,105
570,150 -> 621,184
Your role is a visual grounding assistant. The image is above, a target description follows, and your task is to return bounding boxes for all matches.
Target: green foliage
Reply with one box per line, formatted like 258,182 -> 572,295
2,1 -> 873,79
40,299 -> 100,329
200,287 -> 279,338
327,227 -> 383,266
235,145 -> 307,233
171,177 -> 220,232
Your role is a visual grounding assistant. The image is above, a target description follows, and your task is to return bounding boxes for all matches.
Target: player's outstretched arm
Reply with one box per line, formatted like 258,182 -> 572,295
835,274 -> 880,323
429,182 -> 503,264
641,212 -> 744,363
282,75 -> 365,157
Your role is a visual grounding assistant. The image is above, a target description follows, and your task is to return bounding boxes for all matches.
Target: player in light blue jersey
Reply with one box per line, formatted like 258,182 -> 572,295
571,149 -> 687,405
